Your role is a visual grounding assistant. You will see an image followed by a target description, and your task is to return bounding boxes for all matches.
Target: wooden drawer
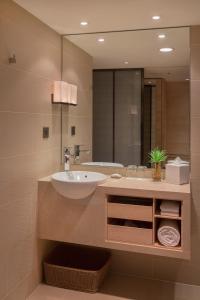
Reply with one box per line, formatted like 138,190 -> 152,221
107,202 -> 153,222
107,224 -> 153,245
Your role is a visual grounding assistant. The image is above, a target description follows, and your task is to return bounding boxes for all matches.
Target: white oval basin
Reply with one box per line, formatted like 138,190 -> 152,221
51,171 -> 107,199
82,162 -> 124,168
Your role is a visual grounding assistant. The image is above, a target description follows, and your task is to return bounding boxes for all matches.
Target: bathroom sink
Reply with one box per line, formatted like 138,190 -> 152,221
51,171 -> 107,199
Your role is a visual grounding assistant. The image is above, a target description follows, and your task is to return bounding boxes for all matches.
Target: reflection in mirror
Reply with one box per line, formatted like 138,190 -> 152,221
63,27 -> 190,167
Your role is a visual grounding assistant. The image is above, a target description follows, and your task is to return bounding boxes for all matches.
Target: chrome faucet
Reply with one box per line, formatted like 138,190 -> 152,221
64,145 -> 90,168
64,147 -> 71,171
73,145 -> 90,163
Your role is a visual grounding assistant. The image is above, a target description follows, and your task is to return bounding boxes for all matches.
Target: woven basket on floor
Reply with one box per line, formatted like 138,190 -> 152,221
44,244 -> 111,293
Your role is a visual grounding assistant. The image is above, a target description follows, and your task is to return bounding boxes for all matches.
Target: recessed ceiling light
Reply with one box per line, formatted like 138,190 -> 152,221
124,61 -> 129,64
80,21 -> 88,26
152,15 -> 160,20
98,38 -> 105,43
148,81 -> 152,84
185,78 -> 190,81
160,47 -> 174,53
158,34 -> 166,39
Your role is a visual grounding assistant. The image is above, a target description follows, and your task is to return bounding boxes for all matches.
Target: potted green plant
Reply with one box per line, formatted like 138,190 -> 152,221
149,148 -> 167,181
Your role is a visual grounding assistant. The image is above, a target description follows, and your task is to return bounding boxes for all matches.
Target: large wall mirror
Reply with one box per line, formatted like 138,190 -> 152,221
62,27 -> 190,167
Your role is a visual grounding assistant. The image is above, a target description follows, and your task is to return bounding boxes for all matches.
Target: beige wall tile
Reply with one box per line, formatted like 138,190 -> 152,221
62,115 -> 92,162
191,117 -> 200,154
6,237 -> 33,292
0,1 -> 93,298
110,250 -> 154,278
191,178 -> 200,211
4,277 -> 29,300
191,28 -> 200,172
0,112 -> 39,157
62,37 -> 93,162
0,196 -> 33,247
0,148 -> 60,183
62,51 -> 92,91
153,257 -> 200,286
166,142 -> 190,156
68,115 -> 92,145
165,81 -> 190,158
0,64 -> 55,114
191,80 -> 200,117
0,112 -> 60,158
0,1 -> 62,298
63,38 -> 92,66
190,44 -> 200,80
0,0 -> 60,48
0,16 -> 61,80
0,246 -> 7,299
191,154 -> 200,179
190,25 -> 200,45
69,88 -> 93,117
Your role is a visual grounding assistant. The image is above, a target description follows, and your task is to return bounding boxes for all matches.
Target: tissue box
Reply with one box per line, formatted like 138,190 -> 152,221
165,157 -> 190,185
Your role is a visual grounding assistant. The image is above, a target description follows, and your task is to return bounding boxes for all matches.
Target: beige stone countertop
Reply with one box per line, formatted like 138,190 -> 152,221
98,177 -> 190,200
39,175 -> 190,198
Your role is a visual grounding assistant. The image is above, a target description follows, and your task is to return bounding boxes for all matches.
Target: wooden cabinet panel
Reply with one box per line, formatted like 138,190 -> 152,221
107,202 -> 153,222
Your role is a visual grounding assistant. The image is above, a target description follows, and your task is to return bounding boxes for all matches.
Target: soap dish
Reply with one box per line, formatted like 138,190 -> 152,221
110,173 -> 122,179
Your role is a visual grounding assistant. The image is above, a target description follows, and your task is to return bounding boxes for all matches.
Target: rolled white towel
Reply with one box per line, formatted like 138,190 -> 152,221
157,219 -> 180,247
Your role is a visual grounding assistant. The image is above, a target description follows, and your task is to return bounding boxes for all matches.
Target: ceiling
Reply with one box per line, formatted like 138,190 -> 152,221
14,0 -> 200,34
67,28 -> 189,80
14,0 -> 192,80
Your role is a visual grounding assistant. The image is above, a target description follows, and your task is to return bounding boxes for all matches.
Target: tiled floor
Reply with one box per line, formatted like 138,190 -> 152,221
28,273 -> 200,300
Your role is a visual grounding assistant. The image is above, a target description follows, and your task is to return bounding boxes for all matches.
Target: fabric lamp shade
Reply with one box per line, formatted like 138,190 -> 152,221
52,81 -> 77,105
69,84 -> 78,105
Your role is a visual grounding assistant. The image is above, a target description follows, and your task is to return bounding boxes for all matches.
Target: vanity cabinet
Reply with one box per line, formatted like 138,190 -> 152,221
102,181 -> 190,259
38,177 -> 191,260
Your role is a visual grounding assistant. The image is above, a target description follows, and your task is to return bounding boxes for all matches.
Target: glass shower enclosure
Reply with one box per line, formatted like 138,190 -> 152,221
93,69 -> 143,166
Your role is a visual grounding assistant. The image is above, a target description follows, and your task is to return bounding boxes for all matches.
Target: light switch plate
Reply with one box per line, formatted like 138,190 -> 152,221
43,127 -> 49,138
71,126 -> 76,136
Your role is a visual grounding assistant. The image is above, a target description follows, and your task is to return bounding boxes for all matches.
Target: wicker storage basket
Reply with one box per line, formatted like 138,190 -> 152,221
44,244 -> 111,293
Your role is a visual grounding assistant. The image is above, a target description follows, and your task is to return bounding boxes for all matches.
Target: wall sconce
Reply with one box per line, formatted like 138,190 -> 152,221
69,84 -> 78,105
52,81 -> 77,105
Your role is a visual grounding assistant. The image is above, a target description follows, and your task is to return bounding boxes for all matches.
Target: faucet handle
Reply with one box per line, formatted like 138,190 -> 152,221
64,147 -> 73,160
64,146 -> 72,153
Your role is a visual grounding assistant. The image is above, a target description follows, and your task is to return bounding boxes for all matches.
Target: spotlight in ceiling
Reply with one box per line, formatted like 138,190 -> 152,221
158,34 -> 166,39
160,47 -> 174,53
80,21 -> 88,26
152,15 -> 160,20
185,78 -> 190,81
124,61 -> 129,65
98,38 -> 105,43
